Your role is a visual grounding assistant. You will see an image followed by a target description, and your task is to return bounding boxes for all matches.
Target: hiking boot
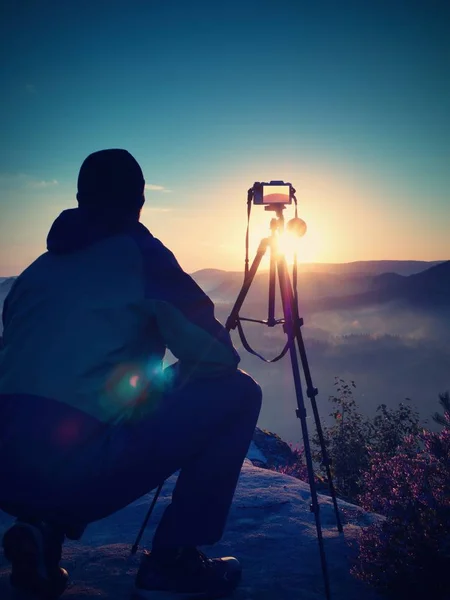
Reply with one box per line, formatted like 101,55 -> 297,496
2,520 -> 69,600
134,547 -> 242,599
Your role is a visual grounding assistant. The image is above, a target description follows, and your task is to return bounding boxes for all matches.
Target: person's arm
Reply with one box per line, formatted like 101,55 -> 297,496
2,296 -> 8,332
1,279 -> 17,336
139,231 -> 240,380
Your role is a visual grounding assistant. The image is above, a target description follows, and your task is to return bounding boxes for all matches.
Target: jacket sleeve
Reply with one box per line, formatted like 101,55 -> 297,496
2,295 -> 8,330
139,235 -> 240,379
2,278 -> 17,331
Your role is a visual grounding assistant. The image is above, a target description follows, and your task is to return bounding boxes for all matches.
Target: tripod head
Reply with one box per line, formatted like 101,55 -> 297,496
266,204 -> 286,240
247,182 -> 307,262
264,204 -> 307,242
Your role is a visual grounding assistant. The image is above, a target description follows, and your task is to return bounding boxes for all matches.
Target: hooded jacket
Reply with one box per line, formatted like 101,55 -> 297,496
0,209 -> 239,427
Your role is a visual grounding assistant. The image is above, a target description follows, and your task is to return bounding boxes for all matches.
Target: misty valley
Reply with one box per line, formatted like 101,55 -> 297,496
1,259 -> 449,446
198,260 -> 450,444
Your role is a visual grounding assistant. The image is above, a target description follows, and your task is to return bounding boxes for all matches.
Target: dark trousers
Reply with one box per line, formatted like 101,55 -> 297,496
0,369 -> 262,548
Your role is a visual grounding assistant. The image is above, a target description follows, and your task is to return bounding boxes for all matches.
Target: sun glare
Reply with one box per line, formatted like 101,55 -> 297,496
247,219 -> 323,266
143,165 -> 387,272
277,231 -> 302,259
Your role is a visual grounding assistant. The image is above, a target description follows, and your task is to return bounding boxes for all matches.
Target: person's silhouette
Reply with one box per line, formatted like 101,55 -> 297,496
0,149 -> 262,599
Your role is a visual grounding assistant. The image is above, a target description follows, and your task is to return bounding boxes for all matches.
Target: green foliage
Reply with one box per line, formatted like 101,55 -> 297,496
432,390 -> 450,427
311,380 -> 450,597
314,377 -> 421,503
313,378 -> 370,500
367,402 -> 422,456
353,412 -> 450,599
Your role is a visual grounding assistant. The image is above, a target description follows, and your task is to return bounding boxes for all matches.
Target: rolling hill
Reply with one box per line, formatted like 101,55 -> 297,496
191,260 -> 450,313
314,261 -> 450,312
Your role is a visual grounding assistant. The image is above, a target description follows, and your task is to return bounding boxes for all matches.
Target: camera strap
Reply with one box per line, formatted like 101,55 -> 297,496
245,188 -> 253,277
235,318 -> 290,363
292,193 -> 299,308
235,188 -> 300,362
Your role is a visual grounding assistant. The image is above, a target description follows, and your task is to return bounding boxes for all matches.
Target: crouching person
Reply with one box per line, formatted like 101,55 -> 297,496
0,149 -> 262,599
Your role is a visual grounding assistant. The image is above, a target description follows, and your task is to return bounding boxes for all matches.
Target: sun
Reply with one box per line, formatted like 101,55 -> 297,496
277,230 -> 303,259
246,216 -> 323,266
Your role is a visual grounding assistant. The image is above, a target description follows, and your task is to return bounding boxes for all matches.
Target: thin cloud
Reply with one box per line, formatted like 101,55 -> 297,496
145,184 -> 171,193
0,173 -> 58,191
28,179 -> 58,188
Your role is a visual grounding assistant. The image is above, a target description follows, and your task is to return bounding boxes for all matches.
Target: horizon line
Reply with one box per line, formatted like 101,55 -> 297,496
1,258 -> 448,279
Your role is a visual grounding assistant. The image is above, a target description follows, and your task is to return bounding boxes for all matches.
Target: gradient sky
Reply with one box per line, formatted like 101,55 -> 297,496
1,0 -> 449,275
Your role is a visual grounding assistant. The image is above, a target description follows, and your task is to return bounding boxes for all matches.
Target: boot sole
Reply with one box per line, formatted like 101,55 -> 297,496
3,523 -> 68,600
3,523 -> 47,579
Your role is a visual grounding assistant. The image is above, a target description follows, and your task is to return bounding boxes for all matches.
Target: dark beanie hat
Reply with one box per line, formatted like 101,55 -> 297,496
77,149 -> 145,213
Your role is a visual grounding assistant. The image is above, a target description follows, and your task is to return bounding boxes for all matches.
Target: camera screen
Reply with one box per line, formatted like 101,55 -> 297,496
262,184 -> 290,204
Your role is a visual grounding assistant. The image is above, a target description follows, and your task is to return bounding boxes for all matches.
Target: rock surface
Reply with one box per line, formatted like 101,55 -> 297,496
0,462 -> 381,600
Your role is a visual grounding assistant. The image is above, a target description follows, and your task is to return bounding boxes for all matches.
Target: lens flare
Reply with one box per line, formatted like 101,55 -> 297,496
130,374 -> 140,388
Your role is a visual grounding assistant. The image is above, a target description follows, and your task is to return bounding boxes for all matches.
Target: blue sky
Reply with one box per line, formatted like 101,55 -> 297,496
1,0 -> 449,275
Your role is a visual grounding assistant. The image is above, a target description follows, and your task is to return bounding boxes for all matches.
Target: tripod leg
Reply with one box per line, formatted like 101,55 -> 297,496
131,482 -> 164,556
296,339 -> 343,532
289,277 -> 343,533
226,238 -> 269,331
276,257 -> 332,600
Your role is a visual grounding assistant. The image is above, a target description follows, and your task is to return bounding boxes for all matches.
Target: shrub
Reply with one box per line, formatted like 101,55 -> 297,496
313,378 -> 371,501
432,390 -> 450,426
367,401 -> 421,456
315,378 -> 422,503
272,443 -> 310,483
352,410 -> 450,599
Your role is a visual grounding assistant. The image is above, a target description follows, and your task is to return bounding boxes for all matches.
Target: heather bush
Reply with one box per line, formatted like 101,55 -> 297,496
432,390 -> 450,426
272,443 -> 310,482
314,378 -> 421,503
352,405 -> 450,600
313,378 -> 370,501
367,401 -> 421,456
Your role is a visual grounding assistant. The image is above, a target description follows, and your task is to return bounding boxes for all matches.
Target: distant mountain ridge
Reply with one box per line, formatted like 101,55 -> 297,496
191,260 -> 450,312
1,261 -> 448,319
192,260 -> 444,282
1,260 -> 443,284
313,261 -> 450,311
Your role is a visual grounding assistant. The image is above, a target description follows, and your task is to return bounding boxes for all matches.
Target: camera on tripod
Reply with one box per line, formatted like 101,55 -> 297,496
252,180 -> 293,206
225,181 -> 343,600
250,181 -> 307,239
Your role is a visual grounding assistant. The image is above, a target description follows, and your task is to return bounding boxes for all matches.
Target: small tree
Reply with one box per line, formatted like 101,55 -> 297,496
314,378 -> 371,501
432,391 -> 450,427
367,402 -> 421,456
315,379 -> 422,504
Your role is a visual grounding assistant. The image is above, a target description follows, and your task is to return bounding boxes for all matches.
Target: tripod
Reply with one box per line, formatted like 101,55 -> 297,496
225,202 -> 343,600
